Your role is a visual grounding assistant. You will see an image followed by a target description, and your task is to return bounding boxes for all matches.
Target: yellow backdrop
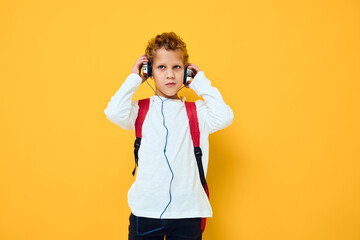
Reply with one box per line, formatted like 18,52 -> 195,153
1,0 -> 359,239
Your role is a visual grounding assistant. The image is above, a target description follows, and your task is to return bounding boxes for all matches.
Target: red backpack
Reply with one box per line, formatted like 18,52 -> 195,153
132,98 -> 210,232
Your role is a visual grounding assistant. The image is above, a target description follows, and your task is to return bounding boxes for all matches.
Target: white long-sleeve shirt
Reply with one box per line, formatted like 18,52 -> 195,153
104,71 -> 233,218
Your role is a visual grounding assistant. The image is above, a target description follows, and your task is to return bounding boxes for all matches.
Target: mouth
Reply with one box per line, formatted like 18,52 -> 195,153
165,82 -> 176,86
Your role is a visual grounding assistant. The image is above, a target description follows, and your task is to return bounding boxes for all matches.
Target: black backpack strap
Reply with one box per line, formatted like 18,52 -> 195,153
184,101 -> 209,232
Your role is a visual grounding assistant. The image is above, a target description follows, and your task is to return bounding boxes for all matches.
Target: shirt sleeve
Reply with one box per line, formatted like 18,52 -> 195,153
104,73 -> 142,130
189,71 -> 234,134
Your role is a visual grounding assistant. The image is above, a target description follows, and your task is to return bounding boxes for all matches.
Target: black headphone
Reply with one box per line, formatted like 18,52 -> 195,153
142,60 -> 194,86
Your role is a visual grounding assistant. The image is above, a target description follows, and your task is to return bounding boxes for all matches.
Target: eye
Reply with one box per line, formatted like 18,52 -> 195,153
158,65 -> 165,69
174,65 -> 181,69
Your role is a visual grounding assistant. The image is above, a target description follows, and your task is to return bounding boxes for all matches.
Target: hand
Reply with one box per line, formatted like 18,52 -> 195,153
186,63 -> 201,87
131,54 -> 149,83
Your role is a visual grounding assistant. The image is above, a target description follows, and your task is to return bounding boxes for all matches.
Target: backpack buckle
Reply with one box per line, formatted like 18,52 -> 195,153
194,146 -> 202,157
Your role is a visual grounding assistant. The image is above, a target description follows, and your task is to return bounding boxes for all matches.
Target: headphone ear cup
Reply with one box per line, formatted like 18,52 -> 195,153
184,67 -> 192,85
148,60 -> 152,78
183,67 -> 187,85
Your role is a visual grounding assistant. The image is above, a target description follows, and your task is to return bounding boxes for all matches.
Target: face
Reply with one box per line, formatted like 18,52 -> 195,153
150,47 -> 185,99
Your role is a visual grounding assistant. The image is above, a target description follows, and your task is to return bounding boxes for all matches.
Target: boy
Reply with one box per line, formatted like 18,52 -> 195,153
104,32 -> 233,240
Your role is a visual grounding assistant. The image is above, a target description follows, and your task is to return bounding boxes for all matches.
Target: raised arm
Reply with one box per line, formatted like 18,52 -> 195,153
104,55 -> 149,130
188,64 -> 234,134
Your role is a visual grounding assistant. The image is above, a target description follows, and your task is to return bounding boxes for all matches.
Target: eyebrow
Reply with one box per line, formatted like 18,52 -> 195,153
154,63 -> 183,66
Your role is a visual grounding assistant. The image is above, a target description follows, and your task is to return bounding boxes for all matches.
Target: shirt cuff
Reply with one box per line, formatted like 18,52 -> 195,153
189,71 -> 210,95
128,73 -> 142,85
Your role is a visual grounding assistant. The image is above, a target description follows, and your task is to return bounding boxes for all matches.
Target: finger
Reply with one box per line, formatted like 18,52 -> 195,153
188,63 -> 198,71
138,59 -> 148,66
188,65 -> 197,71
140,58 -> 149,63
187,65 -> 195,70
138,55 -> 147,62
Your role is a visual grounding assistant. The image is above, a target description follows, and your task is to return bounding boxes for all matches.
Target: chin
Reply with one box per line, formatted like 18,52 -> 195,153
165,94 -> 178,98
156,86 -> 182,99
162,92 -> 179,99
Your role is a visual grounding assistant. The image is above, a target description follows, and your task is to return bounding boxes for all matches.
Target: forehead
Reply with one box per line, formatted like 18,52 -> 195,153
153,47 -> 184,65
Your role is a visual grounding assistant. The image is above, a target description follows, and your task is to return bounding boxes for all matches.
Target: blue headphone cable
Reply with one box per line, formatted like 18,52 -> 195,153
136,80 -> 185,236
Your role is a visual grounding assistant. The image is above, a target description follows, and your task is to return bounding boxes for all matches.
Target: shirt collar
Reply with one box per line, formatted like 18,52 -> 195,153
151,95 -> 186,103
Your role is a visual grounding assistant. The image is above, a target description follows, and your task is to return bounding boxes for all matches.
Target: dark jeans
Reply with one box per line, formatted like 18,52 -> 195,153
128,213 -> 203,240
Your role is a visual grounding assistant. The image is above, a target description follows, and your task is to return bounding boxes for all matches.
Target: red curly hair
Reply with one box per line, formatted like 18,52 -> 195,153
145,32 -> 189,66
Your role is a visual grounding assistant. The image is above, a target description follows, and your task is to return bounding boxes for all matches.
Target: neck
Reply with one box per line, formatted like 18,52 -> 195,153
155,90 -> 180,100
158,94 -> 180,100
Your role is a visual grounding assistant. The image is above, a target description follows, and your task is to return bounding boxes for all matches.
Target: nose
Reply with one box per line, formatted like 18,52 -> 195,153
166,69 -> 175,79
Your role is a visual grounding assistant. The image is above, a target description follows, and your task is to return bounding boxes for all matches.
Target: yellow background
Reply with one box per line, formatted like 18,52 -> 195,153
1,0 -> 359,239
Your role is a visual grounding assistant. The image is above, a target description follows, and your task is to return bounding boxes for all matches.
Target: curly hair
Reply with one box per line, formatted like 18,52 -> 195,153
145,32 -> 189,66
